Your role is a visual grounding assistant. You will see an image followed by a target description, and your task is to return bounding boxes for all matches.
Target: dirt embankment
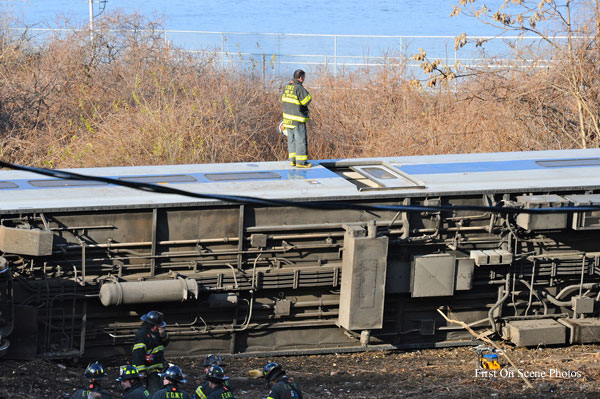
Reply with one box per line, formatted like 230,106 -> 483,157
1,345 -> 599,398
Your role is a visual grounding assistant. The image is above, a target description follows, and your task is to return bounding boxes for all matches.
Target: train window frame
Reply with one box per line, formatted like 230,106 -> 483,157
320,161 -> 425,191
204,171 -> 281,181
28,179 -> 108,187
118,175 -> 197,184
0,181 -> 18,189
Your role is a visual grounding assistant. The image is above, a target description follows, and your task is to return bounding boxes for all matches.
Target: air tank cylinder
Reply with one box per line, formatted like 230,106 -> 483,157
99,278 -> 199,306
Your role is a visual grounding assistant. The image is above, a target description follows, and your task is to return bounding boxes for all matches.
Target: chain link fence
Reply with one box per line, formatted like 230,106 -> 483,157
10,27 -> 562,79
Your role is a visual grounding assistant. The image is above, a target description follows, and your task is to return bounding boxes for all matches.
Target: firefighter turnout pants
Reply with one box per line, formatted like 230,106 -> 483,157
287,122 -> 308,166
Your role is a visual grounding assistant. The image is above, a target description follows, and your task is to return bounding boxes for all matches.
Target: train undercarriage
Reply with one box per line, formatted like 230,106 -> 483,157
1,187 -> 600,360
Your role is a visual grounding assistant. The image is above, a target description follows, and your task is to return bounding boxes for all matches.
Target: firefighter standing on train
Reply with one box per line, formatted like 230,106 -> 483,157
132,311 -> 170,396
281,69 -> 312,168
70,362 -> 112,399
263,362 -> 303,399
117,365 -> 151,399
151,364 -> 193,399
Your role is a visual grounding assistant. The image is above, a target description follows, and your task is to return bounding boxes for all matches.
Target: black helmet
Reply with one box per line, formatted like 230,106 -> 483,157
140,310 -> 166,327
263,362 -> 284,381
206,366 -> 228,383
84,362 -> 106,380
202,354 -> 224,367
116,365 -> 140,382
158,365 -> 187,384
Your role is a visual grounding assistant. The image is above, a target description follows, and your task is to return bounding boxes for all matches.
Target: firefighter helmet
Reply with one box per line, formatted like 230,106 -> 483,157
206,366 -> 228,383
140,310 -> 166,327
263,362 -> 284,381
158,365 -> 187,384
84,362 -> 106,380
116,365 -> 140,382
202,354 -> 224,367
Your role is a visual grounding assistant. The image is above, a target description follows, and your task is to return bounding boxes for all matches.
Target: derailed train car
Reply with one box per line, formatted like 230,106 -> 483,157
1,148 -> 600,360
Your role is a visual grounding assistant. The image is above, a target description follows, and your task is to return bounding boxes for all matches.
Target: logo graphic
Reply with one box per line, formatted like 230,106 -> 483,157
474,345 -> 502,370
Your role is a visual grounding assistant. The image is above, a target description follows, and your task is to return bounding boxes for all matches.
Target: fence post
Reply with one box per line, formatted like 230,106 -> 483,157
222,33 -> 226,68
334,35 -> 337,76
262,54 -> 266,89
454,45 -> 457,67
277,34 -> 281,77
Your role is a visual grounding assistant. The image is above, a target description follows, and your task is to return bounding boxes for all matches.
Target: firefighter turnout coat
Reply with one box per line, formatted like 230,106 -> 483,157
132,324 -> 170,375
267,376 -> 303,399
281,79 -> 312,130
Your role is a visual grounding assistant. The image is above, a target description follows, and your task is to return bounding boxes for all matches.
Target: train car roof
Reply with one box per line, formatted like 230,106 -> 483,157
1,148 -> 600,212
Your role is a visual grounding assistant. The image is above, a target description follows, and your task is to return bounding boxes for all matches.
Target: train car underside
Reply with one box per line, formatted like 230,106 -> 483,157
1,190 -> 600,360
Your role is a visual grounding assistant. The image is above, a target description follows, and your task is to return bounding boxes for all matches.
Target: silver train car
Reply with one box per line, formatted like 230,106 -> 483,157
1,148 -> 600,359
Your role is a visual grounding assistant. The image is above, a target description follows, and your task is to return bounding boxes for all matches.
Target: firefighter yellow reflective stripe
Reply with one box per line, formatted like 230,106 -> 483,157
296,155 -> 308,161
283,123 -> 296,129
133,343 -> 147,350
282,113 -> 309,122
267,397 -> 275,399
150,345 -> 164,354
289,153 -> 296,157
147,363 -> 163,371
299,93 -> 311,105
134,364 -> 147,371
195,386 -> 208,399
282,96 -> 301,105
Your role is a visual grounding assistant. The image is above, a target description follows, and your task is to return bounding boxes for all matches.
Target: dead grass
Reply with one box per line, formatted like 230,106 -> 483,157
0,11 -> 593,169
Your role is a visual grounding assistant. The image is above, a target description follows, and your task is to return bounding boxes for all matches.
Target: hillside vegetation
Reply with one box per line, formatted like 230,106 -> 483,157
0,8 -> 598,169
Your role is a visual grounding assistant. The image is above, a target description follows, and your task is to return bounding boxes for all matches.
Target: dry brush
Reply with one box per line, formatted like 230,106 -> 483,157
0,10 -> 592,169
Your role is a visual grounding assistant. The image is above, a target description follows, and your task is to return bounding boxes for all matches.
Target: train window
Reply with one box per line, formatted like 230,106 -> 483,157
361,167 -> 397,179
537,158 -> 600,168
29,179 -> 108,187
204,171 -> 281,181
0,181 -> 18,189
119,175 -> 197,183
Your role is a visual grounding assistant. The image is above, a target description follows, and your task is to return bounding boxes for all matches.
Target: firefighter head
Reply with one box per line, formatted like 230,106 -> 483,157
293,69 -> 305,83
206,365 -> 228,388
202,354 -> 224,374
116,365 -> 141,389
84,362 -> 106,381
140,310 -> 166,332
263,362 -> 285,386
159,365 -> 187,385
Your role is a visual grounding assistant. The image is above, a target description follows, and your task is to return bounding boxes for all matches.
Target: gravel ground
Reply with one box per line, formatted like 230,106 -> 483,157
1,345 -> 599,398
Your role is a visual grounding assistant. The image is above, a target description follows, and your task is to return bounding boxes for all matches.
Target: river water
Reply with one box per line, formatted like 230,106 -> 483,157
9,0 -> 507,36
5,0 -> 531,76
